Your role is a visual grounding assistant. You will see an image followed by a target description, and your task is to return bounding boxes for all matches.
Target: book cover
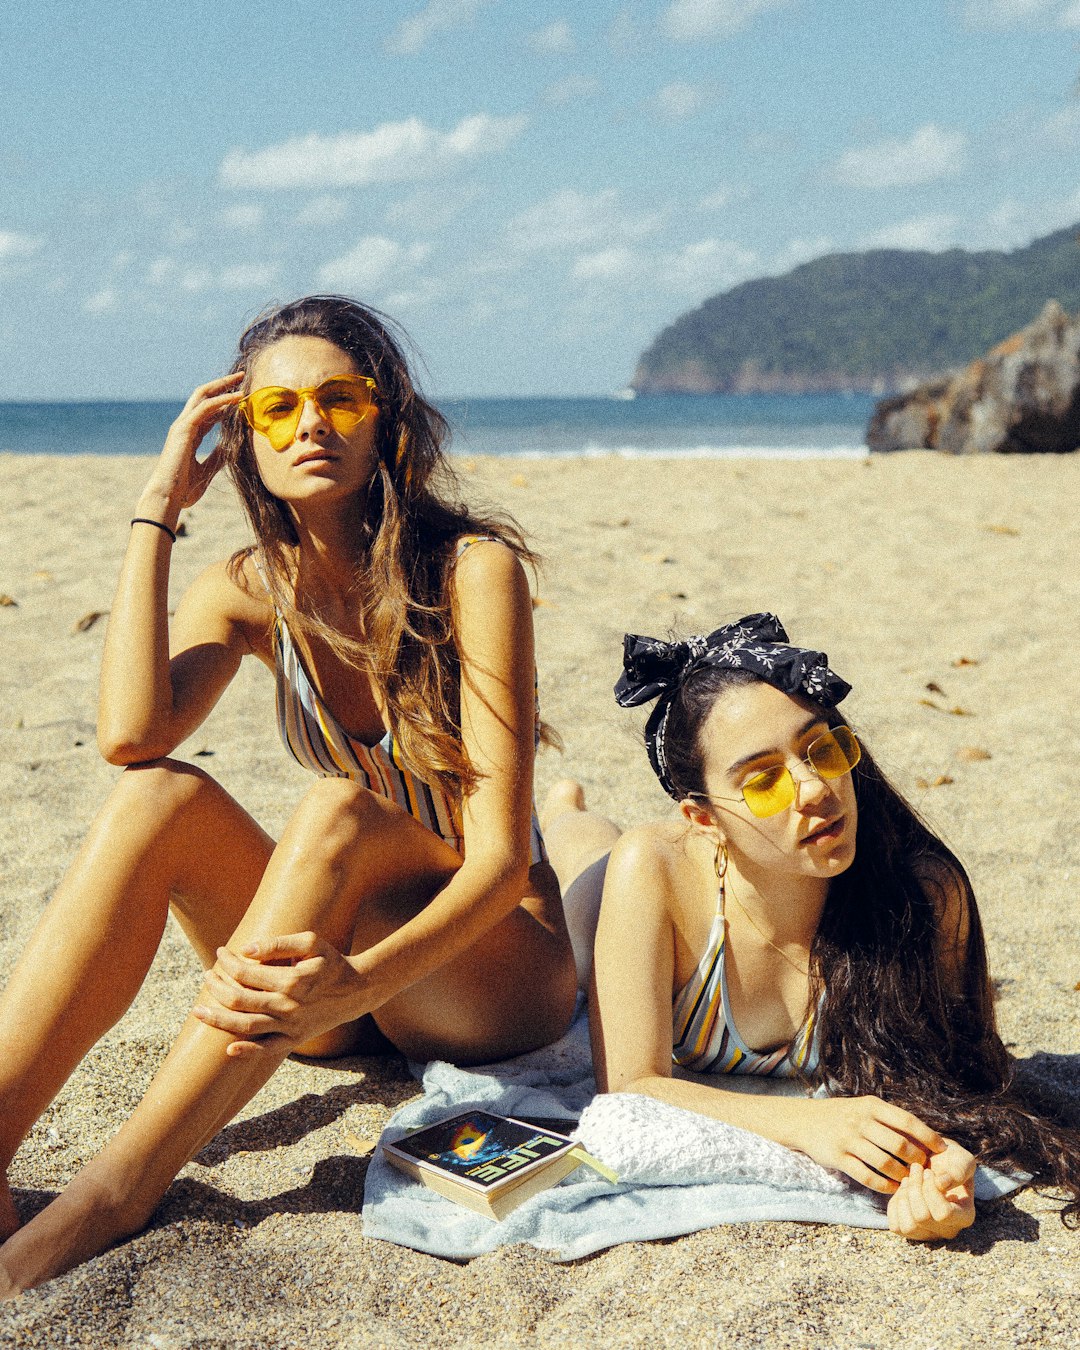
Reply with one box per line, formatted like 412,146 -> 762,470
382,1111 -> 583,1220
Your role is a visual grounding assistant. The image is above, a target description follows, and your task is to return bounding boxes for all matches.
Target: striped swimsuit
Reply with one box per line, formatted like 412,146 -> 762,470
672,885 -> 820,1077
264,544 -> 547,864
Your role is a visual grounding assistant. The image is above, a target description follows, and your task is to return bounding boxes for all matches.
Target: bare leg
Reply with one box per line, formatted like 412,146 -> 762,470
0,760 -> 272,1243
539,780 -> 621,989
0,778 -> 577,1294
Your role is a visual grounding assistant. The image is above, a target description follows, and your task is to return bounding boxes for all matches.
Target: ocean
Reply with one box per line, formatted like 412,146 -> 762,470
0,393 -> 875,459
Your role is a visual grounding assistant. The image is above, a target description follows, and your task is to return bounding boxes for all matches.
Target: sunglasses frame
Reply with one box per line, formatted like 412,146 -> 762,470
696,725 -> 861,819
238,375 -> 378,450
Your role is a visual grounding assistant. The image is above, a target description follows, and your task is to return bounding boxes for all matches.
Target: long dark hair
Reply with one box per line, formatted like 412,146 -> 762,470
218,295 -> 549,793
663,663 -> 1080,1222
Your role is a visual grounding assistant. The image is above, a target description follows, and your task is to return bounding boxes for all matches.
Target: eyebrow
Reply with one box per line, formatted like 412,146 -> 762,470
725,714 -> 828,779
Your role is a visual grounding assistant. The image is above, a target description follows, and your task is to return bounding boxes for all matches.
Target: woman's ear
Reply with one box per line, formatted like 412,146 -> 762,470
679,797 -> 720,835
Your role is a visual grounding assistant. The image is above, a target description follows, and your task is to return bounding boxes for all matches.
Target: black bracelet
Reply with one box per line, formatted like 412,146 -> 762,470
130,517 -> 178,544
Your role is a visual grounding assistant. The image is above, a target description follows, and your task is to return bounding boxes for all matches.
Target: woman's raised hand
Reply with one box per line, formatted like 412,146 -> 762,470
143,373 -> 244,522
191,933 -> 370,1058
801,1095 -> 949,1194
887,1141 -> 977,1241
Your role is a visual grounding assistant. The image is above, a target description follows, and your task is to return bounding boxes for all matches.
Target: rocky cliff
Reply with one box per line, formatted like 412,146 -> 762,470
632,225 -> 1080,396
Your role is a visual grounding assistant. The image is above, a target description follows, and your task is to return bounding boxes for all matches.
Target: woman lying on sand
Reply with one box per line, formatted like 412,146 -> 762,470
0,295 -> 576,1295
543,614 -> 1080,1241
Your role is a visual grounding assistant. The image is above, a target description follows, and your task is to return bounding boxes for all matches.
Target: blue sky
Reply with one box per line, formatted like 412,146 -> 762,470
3,0 -> 1080,399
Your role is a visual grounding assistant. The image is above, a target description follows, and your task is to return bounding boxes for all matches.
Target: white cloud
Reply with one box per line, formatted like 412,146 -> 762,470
386,0 -> 491,54
830,123 -> 967,189
296,195 -> 349,227
529,20 -> 574,53
220,114 -> 527,191
1037,104 -> 1080,151
144,257 -> 277,292
219,263 -> 278,290
573,247 -> 638,280
963,0 -> 1080,27
664,237 -> 758,290
83,287 -> 119,313
317,236 -> 431,291
544,74 -> 601,105
649,81 -> 708,120
663,0 -> 793,40
0,230 -> 42,261
220,203 -> 264,231
860,212 -> 961,251
570,237 -> 759,298
508,188 -> 664,252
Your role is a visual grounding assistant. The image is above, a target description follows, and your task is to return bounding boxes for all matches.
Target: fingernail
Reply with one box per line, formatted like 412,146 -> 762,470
242,944 -> 259,957
193,1006 -> 209,1019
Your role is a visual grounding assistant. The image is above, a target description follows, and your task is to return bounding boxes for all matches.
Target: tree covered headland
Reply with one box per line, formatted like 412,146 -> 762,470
631,224 -> 1080,395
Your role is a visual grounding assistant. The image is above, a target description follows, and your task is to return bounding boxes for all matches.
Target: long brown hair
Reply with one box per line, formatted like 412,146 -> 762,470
218,295 -> 545,793
662,662 -> 1080,1223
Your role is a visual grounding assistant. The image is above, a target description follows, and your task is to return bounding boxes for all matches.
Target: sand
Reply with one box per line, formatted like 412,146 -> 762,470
0,449 -> 1078,1348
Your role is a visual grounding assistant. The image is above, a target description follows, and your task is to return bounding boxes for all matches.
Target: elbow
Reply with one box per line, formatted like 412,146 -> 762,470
96,724 -> 173,766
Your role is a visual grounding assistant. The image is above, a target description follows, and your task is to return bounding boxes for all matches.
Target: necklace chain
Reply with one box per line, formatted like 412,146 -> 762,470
722,876 -> 810,978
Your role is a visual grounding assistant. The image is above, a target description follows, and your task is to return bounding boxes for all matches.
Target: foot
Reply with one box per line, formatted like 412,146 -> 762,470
0,1169 -> 149,1297
540,779 -> 587,831
0,1179 -> 20,1244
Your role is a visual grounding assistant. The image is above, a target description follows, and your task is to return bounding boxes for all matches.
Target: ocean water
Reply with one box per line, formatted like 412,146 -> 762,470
0,393 -> 875,459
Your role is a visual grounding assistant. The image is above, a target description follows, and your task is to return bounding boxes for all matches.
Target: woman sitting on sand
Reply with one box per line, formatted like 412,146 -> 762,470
0,295 -> 577,1295
542,613 -> 1080,1242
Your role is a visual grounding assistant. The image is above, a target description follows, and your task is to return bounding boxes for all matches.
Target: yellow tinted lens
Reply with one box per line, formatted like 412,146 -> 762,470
741,765 -> 795,817
315,377 -> 374,432
244,387 -> 303,450
807,727 -> 860,780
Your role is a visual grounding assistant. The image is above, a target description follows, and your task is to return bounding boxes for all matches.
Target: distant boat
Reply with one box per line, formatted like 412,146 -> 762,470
611,387 -> 637,401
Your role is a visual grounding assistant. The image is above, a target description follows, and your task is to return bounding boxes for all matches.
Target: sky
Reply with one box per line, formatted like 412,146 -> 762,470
2,0 -> 1080,400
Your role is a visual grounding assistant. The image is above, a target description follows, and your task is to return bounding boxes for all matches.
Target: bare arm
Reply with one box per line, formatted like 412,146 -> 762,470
97,375 -> 248,763
346,539 -> 539,1006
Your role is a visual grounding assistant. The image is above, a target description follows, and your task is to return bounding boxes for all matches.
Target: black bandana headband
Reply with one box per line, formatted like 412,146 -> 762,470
614,612 -> 852,799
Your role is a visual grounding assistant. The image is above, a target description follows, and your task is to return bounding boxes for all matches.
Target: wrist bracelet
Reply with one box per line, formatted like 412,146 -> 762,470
130,517 -> 178,544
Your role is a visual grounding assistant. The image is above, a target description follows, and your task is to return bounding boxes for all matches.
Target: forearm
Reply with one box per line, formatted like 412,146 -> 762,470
618,1071 -> 821,1155
97,491 -> 180,761
348,854 -> 530,1011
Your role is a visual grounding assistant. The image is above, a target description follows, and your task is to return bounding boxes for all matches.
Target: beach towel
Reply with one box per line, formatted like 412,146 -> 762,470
360,1000 -> 1022,1261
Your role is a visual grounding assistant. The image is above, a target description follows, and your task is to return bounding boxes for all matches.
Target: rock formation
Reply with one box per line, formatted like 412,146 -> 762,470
866,301 -> 1080,454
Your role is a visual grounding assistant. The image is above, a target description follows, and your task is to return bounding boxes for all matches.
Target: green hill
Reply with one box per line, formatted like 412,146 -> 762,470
631,224 -> 1080,395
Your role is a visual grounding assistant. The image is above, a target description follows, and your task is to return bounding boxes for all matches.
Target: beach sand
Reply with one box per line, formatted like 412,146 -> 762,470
0,450 -> 1078,1348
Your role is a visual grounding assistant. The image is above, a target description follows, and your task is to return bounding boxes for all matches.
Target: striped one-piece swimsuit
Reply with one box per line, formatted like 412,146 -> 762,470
264,545 -> 547,864
672,884 -> 820,1077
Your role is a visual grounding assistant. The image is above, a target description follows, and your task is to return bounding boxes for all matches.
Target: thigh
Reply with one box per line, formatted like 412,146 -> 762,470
141,762 -> 276,967
295,799 -> 576,1064
356,853 -> 577,1064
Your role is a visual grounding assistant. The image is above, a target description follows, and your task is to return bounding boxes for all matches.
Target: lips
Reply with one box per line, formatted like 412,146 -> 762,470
800,816 -> 845,846
294,449 -> 338,467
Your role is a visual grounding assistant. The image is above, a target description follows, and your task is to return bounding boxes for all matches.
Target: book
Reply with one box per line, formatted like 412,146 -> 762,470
381,1110 -> 602,1221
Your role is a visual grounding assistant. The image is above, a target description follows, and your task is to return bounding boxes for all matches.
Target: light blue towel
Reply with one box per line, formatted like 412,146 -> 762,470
361,1001 -> 1021,1261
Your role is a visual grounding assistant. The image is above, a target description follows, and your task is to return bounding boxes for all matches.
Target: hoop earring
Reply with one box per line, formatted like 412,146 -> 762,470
713,841 -> 729,881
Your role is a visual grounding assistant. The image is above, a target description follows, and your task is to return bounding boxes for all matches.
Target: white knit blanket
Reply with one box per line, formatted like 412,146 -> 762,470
361,1001 -> 1021,1261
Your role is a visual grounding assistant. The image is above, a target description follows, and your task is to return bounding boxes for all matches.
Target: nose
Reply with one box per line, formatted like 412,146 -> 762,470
791,761 -> 831,811
295,392 -> 330,441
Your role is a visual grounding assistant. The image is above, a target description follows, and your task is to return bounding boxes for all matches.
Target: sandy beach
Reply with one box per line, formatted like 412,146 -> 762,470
0,449 -> 1078,1348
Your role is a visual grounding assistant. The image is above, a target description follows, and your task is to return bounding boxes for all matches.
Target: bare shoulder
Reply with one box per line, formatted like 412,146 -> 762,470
451,537 -> 528,598
173,554 -> 275,660
604,819 -> 687,911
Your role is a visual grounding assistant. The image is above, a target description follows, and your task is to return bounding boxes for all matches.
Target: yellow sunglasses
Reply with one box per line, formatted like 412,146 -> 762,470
708,726 -> 861,819
238,375 -> 378,451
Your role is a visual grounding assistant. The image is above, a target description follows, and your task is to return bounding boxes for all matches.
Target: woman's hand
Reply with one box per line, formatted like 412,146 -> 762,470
800,1096 -> 948,1194
141,373 -> 244,524
192,932 -> 369,1058
887,1141 -> 977,1241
